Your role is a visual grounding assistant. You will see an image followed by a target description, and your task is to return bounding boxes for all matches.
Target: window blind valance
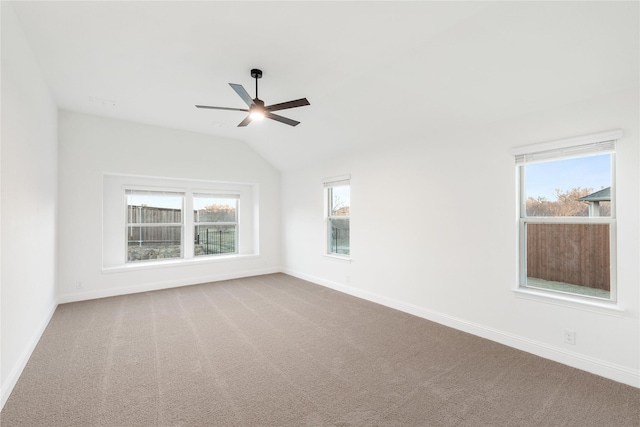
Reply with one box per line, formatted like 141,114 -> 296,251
193,193 -> 240,199
323,174 -> 351,187
512,130 -> 622,165
515,140 -> 616,165
125,189 -> 184,197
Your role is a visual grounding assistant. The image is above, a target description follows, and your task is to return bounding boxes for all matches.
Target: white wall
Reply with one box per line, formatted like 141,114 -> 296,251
282,89 -> 640,387
1,2 -> 59,408
57,111 -> 281,302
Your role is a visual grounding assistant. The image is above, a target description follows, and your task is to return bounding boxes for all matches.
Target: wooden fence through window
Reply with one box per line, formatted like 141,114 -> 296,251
526,223 -> 610,291
127,206 -> 183,245
127,206 -> 182,224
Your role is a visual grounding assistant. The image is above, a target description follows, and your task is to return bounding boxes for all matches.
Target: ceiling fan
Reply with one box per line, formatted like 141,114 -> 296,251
196,69 -> 310,127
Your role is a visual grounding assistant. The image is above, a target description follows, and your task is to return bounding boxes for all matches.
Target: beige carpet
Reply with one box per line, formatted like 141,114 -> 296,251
1,273 -> 638,426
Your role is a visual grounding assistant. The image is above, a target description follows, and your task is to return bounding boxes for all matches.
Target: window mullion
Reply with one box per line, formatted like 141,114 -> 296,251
524,217 -> 613,225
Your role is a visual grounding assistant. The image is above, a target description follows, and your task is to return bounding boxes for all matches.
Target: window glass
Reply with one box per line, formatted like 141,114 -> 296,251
194,196 -> 237,222
328,185 -> 350,255
525,223 -> 610,299
525,154 -> 611,217
330,186 -> 350,216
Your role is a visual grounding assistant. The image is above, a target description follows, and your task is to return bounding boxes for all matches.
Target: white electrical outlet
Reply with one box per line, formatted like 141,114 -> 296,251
563,329 -> 576,345
75,281 -> 83,290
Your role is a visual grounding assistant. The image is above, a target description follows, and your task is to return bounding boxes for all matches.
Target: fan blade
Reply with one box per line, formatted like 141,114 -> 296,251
195,105 -> 249,112
265,112 -> 300,127
229,83 -> 254,107
265,98 -> 310,112
237,115 -> 252,127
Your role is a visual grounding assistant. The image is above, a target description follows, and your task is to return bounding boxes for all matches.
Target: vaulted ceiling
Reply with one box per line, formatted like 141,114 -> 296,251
10,1 -> 639,171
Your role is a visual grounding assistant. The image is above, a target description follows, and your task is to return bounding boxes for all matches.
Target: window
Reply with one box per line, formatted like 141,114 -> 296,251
126,191 -> 241,263
103,174 -> 257,269
126,190 -> 184,262
514,131 -> 621,301
194,194 -> 238,256
324,176 -> 350,256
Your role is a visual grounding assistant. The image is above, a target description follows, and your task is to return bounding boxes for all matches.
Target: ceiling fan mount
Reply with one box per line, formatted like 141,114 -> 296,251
250,68 -> 262,79
196,69 -> 309,127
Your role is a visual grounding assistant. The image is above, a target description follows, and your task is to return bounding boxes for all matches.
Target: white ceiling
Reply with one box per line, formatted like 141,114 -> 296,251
9,1 -> 639,171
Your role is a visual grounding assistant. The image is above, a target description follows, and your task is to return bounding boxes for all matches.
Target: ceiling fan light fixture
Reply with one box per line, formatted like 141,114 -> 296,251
250,102 -> 265,121
250,110 -> 265,121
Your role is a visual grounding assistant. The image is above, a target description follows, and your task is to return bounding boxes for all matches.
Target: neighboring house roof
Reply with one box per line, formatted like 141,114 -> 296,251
579,187 -> 611,202
333,206 -> 350,216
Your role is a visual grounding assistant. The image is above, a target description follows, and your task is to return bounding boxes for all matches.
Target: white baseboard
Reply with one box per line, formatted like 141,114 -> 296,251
1,301 -> 58,411
57,267 -> 282,304
283,268 -> 640,388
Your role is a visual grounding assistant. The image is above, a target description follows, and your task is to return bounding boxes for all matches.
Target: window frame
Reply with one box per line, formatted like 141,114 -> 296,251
102,174 -> 257,270
193,193 -> 240,257
324,175 -> 351,259
513,130 -> 621,305
125,189 -> 185,263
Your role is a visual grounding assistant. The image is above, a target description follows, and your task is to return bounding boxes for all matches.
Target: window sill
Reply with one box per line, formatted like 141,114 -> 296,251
323,253 -> 351,263
102,253 -> 259,274
513,287 -> 624,317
